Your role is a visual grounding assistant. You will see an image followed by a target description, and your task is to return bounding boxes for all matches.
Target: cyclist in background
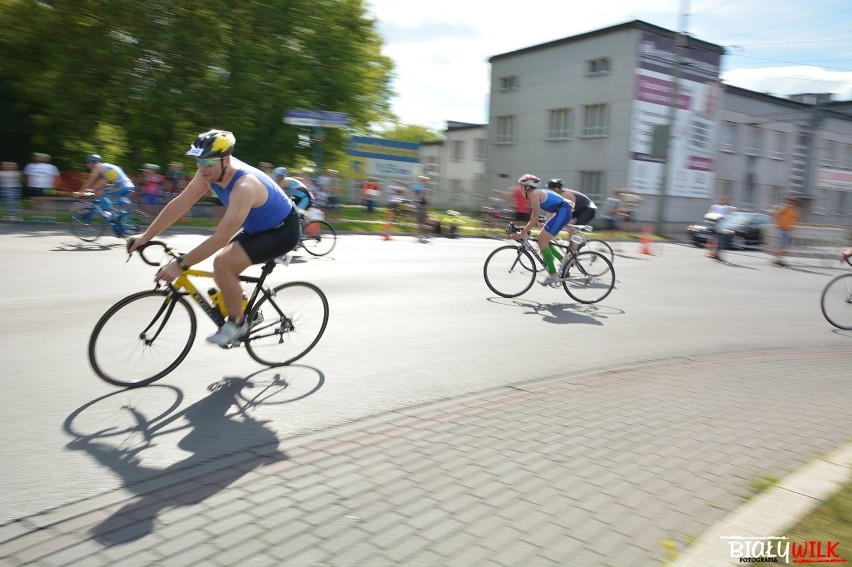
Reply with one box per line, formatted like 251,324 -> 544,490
512,174 -> 575,286
127,130 -> 301,347
272,167 -> 314,217
547,179 -> 597,243
78,154 -> 136,223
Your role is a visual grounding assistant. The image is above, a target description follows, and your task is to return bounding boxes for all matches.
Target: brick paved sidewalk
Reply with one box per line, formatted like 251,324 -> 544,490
2,346 -> 850,567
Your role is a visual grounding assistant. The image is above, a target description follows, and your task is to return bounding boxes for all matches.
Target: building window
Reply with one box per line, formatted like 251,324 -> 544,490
496,116 -> 517,143
586,57 -> 611,75
720,122 -> 738,153
499,75 -> 519,92
769,131 -> 786,160
766,185 -> 782,208
474,138 -> 486,160
745,125 -> 763,156
451,140 -> 465,162
579,171 -> 605,202
547,108 -> 573,140
581,104 -> 609,137
821,141 -> 837,166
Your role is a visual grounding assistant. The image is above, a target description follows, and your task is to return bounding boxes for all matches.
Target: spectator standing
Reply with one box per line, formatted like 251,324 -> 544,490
0,161 -> 23,221
706,194 -> 736,260
410,175 -> 432,240
164,162 -> 186,200
23,152 -> 60,221
509,182 -> 532,223
316,169 -> 341,210
772,195 -> 800,268
141,164 -> 165,210
616,189 -> 643,235
361,177 -> 381,214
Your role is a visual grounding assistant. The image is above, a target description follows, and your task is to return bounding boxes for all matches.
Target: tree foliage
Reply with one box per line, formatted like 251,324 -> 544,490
0,0 -> 395,172
378,123 -> 443,144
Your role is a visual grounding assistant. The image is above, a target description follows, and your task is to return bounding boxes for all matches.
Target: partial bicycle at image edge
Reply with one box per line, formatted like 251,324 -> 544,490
820,256 -> 852,331
88,240 -> 329,388
483,223 -> 616,304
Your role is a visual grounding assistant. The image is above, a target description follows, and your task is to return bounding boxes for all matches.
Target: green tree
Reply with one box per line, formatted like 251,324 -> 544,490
0,0 -> 395,173
378,123 -> 443,144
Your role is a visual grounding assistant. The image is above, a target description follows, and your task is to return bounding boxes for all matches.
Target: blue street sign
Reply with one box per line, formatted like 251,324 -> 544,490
284,110 -> 351,128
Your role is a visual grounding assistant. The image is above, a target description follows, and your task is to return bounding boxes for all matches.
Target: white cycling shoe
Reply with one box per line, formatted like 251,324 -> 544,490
207,320 -> 250,347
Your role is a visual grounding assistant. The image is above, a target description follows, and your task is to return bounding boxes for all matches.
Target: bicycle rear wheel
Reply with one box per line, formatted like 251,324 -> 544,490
561,251 -> 615,304
89,290 -> 197,387
483,245 -> 537,298
245,282 -> 329,366
820,273 -> 852,330
69,201 -> 105,242
585,239 -> 614,263
301,220 -> 337,256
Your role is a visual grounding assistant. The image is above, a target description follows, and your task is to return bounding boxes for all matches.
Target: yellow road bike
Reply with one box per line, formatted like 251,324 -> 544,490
88,241 -> 329,388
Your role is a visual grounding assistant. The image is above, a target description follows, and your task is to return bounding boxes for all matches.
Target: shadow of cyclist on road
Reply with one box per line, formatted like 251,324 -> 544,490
67,376 -> 288,545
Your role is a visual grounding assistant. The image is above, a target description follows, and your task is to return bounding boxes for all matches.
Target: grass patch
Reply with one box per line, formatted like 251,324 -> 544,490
784,480 -> 852,561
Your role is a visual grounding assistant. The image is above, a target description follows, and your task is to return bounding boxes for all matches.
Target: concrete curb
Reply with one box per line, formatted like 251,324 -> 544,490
670,441 -> 852,566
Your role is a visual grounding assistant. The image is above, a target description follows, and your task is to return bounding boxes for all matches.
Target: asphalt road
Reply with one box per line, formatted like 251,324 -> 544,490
1,225 -> 850,525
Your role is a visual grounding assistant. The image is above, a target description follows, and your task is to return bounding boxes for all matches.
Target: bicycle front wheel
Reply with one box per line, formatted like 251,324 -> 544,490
301,221 -> 337,256
89,290 -> 197,387
69,201 -> 105,242
245,282 -> 329,366
821,273 -> 852,330
484,245 -> 537,298
562,251 -> 615,304
585,239 -> 615,263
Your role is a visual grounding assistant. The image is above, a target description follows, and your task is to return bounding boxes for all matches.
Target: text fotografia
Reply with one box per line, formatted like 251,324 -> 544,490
721,536 -> 847,564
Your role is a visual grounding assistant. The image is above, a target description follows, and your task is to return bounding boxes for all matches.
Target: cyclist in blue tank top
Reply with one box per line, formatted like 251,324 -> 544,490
512,174 -> 574,287
127,130 -> 301,347
79,154 -> 136,220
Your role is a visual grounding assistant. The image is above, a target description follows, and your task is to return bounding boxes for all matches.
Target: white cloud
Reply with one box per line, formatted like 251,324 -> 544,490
722,66 -> 852,101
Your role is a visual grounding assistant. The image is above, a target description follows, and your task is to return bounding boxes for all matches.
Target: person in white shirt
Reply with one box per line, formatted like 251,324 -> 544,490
22,152 -> 60,220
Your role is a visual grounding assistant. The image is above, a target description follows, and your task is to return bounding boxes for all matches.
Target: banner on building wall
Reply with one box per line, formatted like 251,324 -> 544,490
347,136 -> 421,181
817,167 -> 852,191
626,33 -> 722,198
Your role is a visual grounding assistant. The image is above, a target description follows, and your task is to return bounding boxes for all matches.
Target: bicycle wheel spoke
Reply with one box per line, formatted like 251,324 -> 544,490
69,202 -> 105,242
89,291 -> 196,387
483,245 -> 536,298
821,274 -> 852,330
562,251 -> 615,304
245,282 -> 329,366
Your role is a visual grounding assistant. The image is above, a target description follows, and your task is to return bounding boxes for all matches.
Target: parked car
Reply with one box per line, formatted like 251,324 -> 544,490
687,212 -> 772,249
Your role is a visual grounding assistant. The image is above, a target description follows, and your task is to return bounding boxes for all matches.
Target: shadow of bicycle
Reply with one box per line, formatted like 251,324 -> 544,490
487,296 -> 624,325
63,365 -> 325,544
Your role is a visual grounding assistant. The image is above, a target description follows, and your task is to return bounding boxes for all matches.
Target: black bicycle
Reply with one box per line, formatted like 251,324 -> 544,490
483,224 -> 616,304
89,241 -> 329,388
820,256 -> 852,330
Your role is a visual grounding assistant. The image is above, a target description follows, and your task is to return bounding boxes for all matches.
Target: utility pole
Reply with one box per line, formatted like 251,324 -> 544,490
655,0 -> 690,235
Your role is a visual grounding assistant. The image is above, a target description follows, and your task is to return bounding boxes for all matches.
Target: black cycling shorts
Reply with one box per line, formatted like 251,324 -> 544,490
573,207 -> 597,226
231,209 -> 301,264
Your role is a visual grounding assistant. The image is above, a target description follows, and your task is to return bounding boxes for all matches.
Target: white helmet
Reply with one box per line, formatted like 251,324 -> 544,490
518,174 -> 540,189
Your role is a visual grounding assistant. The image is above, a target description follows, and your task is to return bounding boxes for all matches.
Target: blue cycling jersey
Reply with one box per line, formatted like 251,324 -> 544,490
210,157 -> 294,234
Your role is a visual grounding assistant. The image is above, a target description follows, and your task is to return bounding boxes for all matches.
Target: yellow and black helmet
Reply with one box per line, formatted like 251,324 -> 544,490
186,130 -> 236,159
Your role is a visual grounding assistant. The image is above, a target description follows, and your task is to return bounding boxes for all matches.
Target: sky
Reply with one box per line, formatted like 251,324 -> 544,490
365,0 -> 852,130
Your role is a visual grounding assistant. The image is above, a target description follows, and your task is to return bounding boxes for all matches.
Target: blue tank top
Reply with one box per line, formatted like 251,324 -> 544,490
210,157 -> 294,234
100,163 -> 135,190
540,189 -> 571,213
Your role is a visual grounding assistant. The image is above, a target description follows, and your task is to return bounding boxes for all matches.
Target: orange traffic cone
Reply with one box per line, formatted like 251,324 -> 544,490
381,209 -> 393,241
639,225 -> 654,255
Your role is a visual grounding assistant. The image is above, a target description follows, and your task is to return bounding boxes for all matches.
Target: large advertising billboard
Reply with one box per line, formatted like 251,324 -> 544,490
347,136 -> 422,181
627,33 -> 722,198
